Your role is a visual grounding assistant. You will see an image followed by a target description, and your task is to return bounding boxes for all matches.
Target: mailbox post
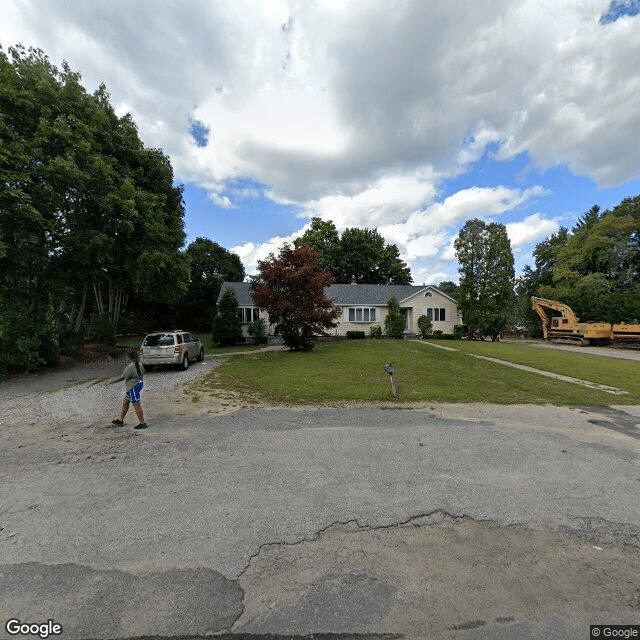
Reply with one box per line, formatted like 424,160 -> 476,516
384,363 -> 398,399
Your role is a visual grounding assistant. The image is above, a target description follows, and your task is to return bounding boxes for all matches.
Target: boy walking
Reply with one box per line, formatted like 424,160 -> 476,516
108,350 -> 147,429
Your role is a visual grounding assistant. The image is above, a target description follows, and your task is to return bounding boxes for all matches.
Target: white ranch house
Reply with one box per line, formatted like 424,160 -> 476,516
217,282 -> 462,341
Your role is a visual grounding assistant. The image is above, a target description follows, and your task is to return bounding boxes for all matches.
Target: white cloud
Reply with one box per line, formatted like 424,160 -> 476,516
506,213 -> 560,250
232,183 -> 548,276
5,0 -> 639,197
411,266 -> 454,287
209,193 -> 234,209
302,168 -> 439,230
441,237 -> 458,263
379,185 -> 547,262
231,226 -> 308,274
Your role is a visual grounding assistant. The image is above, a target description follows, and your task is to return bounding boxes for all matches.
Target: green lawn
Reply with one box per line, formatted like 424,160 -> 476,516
188,338 -> 640,406
449,339 -> 640,399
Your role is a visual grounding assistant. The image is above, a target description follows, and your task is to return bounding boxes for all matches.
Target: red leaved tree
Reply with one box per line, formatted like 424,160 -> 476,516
251,244 -> 340,351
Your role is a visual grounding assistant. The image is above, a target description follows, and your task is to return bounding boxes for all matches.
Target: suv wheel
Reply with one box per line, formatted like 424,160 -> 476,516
197,347 -> 204,362
181,354 -> 189,370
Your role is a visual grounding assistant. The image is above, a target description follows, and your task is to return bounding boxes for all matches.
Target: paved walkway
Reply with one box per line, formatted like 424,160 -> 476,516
423,341 -> 628,395
212,344 -> 287,357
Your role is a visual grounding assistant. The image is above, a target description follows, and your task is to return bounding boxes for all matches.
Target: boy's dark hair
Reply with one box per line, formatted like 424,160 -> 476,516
129,349 -> 143,378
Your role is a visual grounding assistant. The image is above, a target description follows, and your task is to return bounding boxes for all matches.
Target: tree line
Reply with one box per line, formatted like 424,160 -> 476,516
454,195 -> 640,340
516,196 -> 640,334
0,44 -> 413,372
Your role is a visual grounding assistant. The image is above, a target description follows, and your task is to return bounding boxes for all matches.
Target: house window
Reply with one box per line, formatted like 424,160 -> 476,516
239,307 -> 260,323
347,307 -> 376,322
426,308 -> 446,321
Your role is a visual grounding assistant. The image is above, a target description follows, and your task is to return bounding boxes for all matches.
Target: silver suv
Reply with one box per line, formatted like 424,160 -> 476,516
139,330 -> 204,370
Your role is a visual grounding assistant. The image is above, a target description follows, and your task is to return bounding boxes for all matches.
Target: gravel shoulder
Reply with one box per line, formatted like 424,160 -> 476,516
0,357 -> 221,430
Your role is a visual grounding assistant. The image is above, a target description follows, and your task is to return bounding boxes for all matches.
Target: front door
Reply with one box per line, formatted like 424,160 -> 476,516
401,308 -> 410,331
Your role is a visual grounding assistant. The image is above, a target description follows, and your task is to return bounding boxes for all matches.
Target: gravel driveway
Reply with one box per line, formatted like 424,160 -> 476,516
0,357 -> 219,431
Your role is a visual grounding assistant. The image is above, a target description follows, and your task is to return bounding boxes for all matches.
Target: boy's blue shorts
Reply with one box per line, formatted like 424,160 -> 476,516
124,380 -> 144,404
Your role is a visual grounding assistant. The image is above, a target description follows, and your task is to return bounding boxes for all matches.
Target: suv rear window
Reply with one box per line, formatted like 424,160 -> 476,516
144,333 -> 175,346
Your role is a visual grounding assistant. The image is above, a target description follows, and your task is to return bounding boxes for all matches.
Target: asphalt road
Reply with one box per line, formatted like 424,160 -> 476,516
1,390 -> 640,640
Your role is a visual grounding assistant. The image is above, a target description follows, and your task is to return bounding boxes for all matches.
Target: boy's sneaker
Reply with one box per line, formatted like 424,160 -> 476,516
134,422 -> 148,430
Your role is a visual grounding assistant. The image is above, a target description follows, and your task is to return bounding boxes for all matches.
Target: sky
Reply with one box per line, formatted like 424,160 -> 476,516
2,0 -> 640,285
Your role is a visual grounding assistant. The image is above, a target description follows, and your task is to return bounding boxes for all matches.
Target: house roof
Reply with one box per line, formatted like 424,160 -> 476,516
325,284 -> 456,305
217,281 -> 457,307
217,281 -> 254,306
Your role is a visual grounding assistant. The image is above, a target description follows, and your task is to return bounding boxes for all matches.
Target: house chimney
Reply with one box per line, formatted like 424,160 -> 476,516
350,275 -> 357,285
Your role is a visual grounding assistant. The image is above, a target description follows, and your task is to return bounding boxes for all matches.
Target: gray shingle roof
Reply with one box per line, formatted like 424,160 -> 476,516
217,281 -> 254,306
326,284 -> 445,305
217,282 -> 456,307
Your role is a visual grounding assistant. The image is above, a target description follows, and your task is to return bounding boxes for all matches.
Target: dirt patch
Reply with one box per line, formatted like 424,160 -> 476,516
151,386 -> 262,420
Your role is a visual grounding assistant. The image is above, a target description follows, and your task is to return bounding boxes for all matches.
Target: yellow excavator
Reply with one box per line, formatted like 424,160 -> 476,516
531,297 -> 640,346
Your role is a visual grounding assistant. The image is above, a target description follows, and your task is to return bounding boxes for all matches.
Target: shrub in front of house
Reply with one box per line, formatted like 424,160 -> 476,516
346,330 -> 366,339
417,314 -> 433,339
453,324 -> 465,339
247,318 -> 268,344
212,290 -> 243,346
384,297 -> 405,339
369,326 -> 383,339
432,329 -> 444,339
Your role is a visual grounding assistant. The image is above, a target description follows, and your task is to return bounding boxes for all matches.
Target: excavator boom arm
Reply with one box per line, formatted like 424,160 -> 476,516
531,297 -> 551,338
531,297 -> 579,322
531,297 -> 580,339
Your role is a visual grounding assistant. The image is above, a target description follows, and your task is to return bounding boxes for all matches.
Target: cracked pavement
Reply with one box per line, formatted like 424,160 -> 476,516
1,400 -> 640,639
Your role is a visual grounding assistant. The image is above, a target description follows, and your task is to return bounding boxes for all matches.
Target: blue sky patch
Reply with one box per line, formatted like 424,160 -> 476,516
182,179 -> 304,248
600,0 -> 640,24
189,120 -> 210,148
443,148 -> 640,227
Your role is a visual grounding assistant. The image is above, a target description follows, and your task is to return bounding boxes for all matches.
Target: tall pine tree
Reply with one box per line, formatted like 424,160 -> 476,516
454,219 -> 515,340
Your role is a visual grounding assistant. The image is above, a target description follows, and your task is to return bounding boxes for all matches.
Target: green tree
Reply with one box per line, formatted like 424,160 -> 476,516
384,297 -> 406,338
211,290 -> 243,346
247,318 -> 268,345
521,197 -> 640,325
514,228 -> 570,336
183,237 -> 245,328
454,219 -> 515,340
251,245 -> 340,351
0,44 -> 188,373
294,217 -> 411,284
437,281 -> 460,300
293,217 -> 341,275
337,227 -> 411,284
